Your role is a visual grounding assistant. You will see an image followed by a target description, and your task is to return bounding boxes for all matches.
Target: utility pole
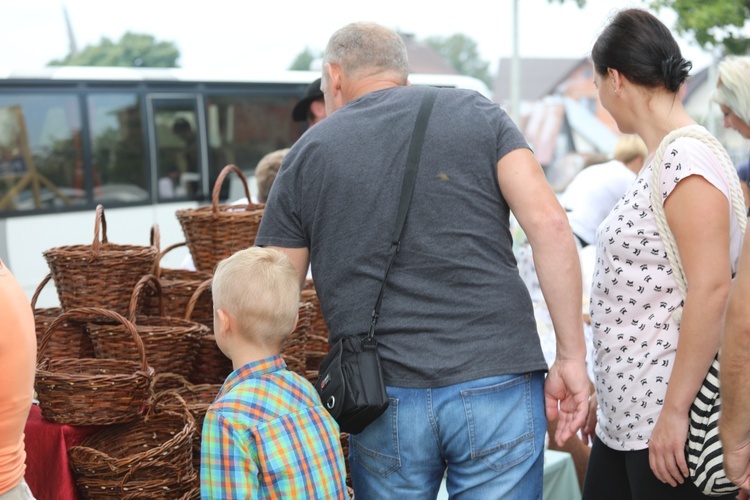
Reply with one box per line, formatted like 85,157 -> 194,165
510,0 -> 521,126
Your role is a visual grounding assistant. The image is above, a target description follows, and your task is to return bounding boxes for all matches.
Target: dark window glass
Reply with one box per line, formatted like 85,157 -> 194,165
205,94 -> 302,200
0,94 -> 86,212
87,93 -> 148,204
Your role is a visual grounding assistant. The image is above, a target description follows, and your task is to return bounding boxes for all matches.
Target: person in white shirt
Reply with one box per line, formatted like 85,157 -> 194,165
560,134 -> 648,247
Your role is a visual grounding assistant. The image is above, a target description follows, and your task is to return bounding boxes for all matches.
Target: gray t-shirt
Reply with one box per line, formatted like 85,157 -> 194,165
256,86 -> 547,388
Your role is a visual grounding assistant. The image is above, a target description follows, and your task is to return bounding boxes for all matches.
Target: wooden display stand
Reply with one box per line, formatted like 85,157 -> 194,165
0,106 -> 72,210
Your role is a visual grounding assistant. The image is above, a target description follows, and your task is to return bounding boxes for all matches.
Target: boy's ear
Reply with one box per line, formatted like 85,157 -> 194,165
291,312 -> 299,333
216,308 -> 233,338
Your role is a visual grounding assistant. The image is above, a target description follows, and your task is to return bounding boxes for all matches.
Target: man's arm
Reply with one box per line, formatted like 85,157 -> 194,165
267,246 -> 310,289
497,148 -> 588,445
721,228 -> 750,489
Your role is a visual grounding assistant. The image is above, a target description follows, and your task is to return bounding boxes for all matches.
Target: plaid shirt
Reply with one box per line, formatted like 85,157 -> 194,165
200,355 -> 348,499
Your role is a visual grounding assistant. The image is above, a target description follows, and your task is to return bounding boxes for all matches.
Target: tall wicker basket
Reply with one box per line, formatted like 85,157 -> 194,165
35,307 -> 154,426
42,205 -> 158,316
175,165 -> 264,273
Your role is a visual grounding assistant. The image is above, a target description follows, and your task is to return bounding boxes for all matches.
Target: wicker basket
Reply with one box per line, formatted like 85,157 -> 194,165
88,275 -> 207,378
32,274 -> 94,359
35,307 -> 154,426
175,164 -> 264,273
141,241 -> 213,319
68,391 -> 196,499
151,372 -> 222,472
281,301 -> 311,377
42,205 -> 158,316
301,282 -> 331,383
186,278 -> 233,385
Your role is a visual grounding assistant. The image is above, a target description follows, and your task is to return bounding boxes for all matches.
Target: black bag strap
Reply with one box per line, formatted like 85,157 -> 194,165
366,86 -> 438,341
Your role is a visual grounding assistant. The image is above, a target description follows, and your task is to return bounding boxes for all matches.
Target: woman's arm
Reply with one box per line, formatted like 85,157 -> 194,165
648,175 -> 732,486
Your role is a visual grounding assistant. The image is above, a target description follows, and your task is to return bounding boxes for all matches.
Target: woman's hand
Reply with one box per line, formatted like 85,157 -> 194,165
648,406 -> 690,486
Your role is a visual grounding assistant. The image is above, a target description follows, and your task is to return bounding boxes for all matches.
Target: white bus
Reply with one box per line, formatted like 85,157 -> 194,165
0,67 -> 491,306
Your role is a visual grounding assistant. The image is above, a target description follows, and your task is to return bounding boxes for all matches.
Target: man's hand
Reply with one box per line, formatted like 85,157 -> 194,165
545,359 -> 589,447
721,433 -> 750,490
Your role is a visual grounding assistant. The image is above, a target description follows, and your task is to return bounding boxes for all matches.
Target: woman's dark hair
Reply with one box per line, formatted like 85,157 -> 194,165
592,8 -> 692,93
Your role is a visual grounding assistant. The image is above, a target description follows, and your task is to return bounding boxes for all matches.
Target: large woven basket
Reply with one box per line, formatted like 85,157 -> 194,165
152,372 -> 222,472
42,205 -> 158,316
141,241 -> 213,319
175,164 -> 264,273
32,274 -> 94,359
186,278 -> 233,385
68,391 -> 196,499
88,275 -> 207,378
35,307 -> 154,426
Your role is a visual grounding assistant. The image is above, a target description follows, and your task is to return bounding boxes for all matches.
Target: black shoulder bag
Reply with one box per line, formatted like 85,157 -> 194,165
314,87 -> 438,434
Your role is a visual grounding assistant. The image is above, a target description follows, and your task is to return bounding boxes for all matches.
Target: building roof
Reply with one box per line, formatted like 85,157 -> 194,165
494,57 -> 583,102
400,33 -> 459,75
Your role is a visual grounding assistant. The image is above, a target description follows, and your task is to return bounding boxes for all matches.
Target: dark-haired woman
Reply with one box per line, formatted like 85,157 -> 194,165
581,8 -> 744,499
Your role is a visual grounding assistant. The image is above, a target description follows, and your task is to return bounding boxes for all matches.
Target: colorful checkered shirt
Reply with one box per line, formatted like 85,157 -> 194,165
200,355 -> 348,499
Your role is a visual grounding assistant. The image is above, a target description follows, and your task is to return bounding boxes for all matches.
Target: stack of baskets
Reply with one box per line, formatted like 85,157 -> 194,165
67,392 -> 197,499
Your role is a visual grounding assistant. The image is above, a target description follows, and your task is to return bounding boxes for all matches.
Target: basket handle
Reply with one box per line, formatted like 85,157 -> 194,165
149,223 -> 161,254
31,274 -> 53,310
211,164 -> 251,214
118,460 -> 185,490
37,307 -> 150,374
148,390 -> 197,431
91,204 -> 108,256
150,241 -> 188,278
129,274 -> 164,322
185,277 -> 212,321
151,371 -> 191,393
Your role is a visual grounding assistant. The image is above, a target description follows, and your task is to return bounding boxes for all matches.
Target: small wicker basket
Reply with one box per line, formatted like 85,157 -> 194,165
175,164 -> 264,273
35,307 -> 154,426
88,275 -> 207,377
42,205 -> 158,316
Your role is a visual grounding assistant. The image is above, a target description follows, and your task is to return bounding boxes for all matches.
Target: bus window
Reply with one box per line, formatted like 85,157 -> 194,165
152,99 -> 202,201
0,94 -> 85,212
87,93 -> 149,204
205,94 -> 301,200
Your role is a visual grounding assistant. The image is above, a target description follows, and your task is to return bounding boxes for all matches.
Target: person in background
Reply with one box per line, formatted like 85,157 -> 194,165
581,9 -> 743,499
560,134 -> 648,247
292,78 -> 326,128
200,247 -> 348,499
712,55 -> 750,211
257,21 -> 588,498
715,55 -> 750,496
0,259 -> 36,500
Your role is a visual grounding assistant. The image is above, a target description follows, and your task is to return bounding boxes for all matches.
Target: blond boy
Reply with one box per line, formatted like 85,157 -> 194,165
200,247 -> 347,499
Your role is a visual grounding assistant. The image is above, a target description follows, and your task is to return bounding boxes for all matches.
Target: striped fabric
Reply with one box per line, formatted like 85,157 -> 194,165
200,355 -> 348,499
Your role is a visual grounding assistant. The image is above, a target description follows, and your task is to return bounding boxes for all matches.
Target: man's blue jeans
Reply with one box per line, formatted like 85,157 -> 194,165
349,371 -> 546,499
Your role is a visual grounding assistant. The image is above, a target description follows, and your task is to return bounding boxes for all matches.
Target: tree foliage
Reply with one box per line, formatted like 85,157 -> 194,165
549,0 -> 750,55
289,47 -> 319,71
49,32 -> 180,67
423,34 -> 493,88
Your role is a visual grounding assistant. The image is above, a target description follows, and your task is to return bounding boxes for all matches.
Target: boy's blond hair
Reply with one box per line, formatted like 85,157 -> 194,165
613,134 -> 648,165
212,247 -> 300,349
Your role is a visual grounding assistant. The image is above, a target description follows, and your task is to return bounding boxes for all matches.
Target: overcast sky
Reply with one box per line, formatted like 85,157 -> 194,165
0,0 -> 714,74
